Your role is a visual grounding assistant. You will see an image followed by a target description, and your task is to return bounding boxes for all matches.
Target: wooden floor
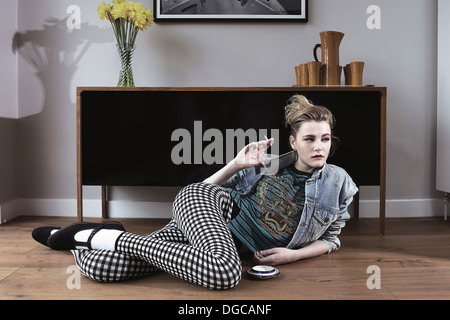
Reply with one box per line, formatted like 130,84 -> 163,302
1,216 -> 450,300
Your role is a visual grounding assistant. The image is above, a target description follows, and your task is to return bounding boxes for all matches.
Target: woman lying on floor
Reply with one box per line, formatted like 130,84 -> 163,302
32,95 -> 357,290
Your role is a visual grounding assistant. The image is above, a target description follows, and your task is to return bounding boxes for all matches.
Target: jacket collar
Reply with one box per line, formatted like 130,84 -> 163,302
309,163 -> 327,181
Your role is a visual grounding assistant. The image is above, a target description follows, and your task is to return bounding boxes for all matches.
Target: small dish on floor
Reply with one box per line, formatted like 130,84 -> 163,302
246,265 -> 280,280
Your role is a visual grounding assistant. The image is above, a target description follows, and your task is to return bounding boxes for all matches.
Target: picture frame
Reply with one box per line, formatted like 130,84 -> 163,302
154,0 -> 308,22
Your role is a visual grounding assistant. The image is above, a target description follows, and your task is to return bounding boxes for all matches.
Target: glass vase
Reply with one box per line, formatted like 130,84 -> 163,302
117,44 -> 136,87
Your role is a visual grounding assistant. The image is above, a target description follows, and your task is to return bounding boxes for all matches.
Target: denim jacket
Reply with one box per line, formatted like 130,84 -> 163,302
223,151 -> 358,253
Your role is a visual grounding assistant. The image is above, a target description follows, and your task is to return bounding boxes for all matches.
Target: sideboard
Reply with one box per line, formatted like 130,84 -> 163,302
76,86 -> 387,234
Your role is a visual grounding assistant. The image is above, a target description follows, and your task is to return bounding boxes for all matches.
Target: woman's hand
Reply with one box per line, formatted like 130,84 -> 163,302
253,248 -> 297,266
203,138 -> 273,186
253,241 -> 330,266
233,138 -> 274,170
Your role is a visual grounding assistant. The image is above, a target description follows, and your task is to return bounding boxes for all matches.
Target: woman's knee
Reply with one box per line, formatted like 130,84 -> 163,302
172,182 -> 208,219
205,258 -> 242,290
172,182 -> 229,220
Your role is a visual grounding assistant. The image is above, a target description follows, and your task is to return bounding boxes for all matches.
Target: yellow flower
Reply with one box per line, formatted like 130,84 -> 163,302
98,2 -> 112,21
131,2 -> 142,16
98,0 -> 153,41
111,1 -> 129,20
143,9 -> 153,30
130,3 -> 152,30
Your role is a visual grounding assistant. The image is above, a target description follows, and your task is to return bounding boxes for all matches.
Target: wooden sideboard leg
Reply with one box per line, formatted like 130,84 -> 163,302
379,192 -> 386,235
379,89 -> 387,235
102,185 -> 108,219
76,89 -> 83,222
353,185 -> 360,219
77,184 -> 83,222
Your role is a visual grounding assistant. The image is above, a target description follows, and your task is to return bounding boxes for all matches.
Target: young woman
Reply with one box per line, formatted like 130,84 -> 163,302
32,95 -> 358,290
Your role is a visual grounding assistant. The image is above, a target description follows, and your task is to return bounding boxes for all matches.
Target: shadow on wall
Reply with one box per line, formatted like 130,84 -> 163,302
11,18 -> 110,199
12,17 -> 110,118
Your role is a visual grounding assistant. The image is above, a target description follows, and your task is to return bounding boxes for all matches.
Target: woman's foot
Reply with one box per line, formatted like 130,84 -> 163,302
32,226 -> 61,247
47,221 -> 126,251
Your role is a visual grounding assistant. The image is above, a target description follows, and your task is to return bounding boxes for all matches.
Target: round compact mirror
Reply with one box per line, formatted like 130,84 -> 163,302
246,265 -> 280,280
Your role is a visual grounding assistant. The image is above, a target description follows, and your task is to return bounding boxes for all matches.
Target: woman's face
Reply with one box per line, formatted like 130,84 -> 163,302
289,120 -> 331,173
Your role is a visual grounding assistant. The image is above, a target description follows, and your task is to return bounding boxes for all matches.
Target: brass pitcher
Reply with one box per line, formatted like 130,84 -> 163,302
313,31 -> 345,85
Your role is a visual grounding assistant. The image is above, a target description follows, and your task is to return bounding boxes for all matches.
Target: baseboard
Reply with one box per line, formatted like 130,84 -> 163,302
0,199 -> 21,224
359,198 -> 445,218
19,198 -> 172,219
10,197 -> 447,220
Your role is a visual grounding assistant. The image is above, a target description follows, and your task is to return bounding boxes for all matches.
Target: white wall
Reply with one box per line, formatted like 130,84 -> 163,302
0,0 -> 19,223
437,0 -> 450,194
8,0 -> 443,219
0,0 -> 18,119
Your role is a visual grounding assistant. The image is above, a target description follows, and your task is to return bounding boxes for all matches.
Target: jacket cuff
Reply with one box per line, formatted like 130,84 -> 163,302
320,238 -> 340,253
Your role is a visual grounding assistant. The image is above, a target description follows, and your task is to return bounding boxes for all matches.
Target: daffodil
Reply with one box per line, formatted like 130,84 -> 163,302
98,0 -> 153,45
111,2 -> 126,19
98,0 -> 153,86
113,0 -> 126,6
98,2 -> 113,21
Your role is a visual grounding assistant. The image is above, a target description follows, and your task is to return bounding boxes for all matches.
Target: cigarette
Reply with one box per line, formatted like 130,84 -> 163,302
264,135 -> 273,147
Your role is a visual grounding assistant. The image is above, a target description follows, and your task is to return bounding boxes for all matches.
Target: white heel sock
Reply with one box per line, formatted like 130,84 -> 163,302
74,229 -> 124,251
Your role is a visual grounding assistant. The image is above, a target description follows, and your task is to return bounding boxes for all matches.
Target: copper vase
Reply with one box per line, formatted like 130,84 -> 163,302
313,31 -> 344,85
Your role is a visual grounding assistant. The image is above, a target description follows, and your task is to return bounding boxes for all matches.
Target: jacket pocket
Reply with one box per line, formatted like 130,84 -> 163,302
311,208 -> 338,239
313,208 -> 337,225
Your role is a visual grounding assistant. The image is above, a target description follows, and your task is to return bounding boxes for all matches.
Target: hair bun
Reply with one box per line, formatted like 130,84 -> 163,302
285,95 -> 314,127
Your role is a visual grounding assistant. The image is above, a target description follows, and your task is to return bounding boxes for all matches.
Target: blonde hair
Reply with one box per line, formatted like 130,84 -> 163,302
285,94 -> 338,154
285,95 -> 335,135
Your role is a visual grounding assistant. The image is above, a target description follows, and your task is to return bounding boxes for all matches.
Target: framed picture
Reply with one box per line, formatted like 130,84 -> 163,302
154,0 -> 308,22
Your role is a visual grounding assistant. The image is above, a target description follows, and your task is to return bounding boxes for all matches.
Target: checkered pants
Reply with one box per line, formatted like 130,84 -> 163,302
72,183 -> 242,290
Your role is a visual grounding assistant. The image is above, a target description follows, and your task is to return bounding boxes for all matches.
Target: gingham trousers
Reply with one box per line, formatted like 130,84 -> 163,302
71,183 -> 242,290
